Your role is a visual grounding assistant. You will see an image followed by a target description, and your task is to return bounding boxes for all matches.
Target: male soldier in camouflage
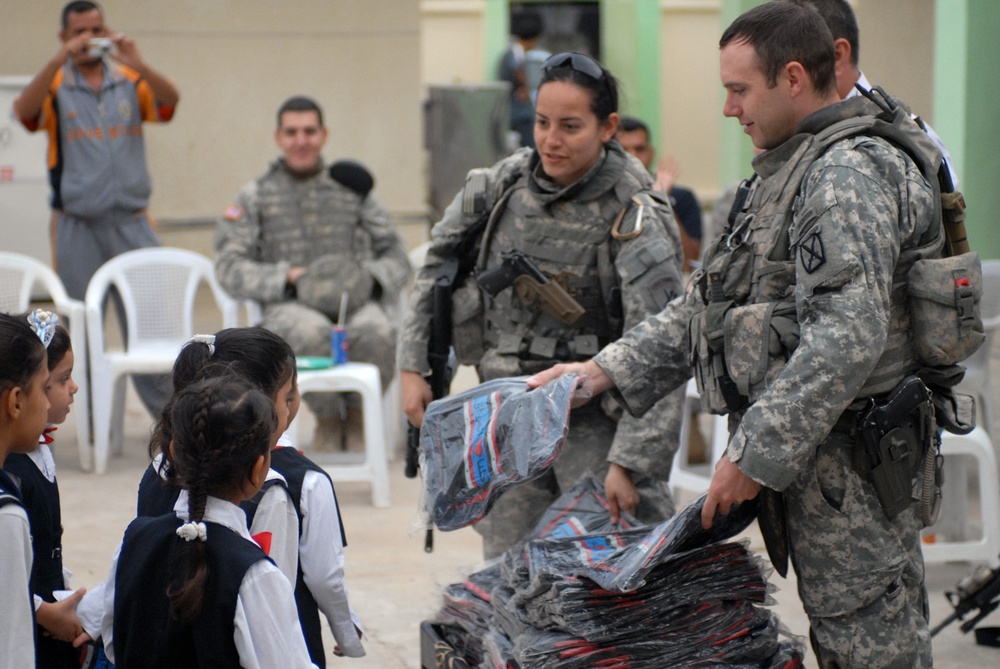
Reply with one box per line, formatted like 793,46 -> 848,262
401,53 -> 686,559
215,96 -> 411,451
530,3 -> 957,666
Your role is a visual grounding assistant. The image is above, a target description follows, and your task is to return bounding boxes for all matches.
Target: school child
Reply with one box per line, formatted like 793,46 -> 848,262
0,311 -> 55,667
147,328 -> 366,664
266,387 -> 366,663
137,328 -> 301,584
3,317 -> 86,668
98,375 -> 317,667
76,328 -> 302,655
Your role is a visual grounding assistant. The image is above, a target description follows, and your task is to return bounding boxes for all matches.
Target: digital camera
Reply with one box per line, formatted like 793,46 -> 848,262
87,38 -> 113,58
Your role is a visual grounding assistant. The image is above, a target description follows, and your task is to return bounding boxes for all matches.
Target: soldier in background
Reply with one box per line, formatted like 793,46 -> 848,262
214,96 -> 411,452
401,52 -> 686,559
616,116 -> 703,274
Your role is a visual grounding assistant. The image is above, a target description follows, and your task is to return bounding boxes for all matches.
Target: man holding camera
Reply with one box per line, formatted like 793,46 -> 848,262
13,1 -> 179,417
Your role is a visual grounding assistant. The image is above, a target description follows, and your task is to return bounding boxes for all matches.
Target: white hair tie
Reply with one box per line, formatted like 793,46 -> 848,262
188,334 -> 216,356
27,309 -> 59,348
175,520 -> 208,542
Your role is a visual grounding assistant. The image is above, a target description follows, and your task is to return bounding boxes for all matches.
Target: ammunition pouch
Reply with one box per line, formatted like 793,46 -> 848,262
691,299 -> 799,414
485,331 -> 604,362
908,252 -> 985,366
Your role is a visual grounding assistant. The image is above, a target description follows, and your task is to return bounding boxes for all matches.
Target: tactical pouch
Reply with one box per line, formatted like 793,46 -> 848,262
725,302 -> 799,401
451,280 -> 486,365
721,301 -> 800,405
908,252 -> 984,366
690,299 -> 736,414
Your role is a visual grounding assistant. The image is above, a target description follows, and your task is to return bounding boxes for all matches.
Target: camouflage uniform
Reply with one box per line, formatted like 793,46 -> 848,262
214,158 -> 412,415
594,97 -> 942,667
399,142 -> 686,558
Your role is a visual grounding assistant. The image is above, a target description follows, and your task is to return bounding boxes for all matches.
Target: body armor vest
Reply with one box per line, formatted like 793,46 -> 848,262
694,97 -> 946,413
255,164 -> 365,267
476,155 -> 651,377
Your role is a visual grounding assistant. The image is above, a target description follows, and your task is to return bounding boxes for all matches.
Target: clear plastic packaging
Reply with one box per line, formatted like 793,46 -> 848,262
419,374 -> 579,531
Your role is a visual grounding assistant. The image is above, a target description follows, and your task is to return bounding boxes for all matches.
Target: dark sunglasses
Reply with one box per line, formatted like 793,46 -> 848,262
542,51 -> 606,82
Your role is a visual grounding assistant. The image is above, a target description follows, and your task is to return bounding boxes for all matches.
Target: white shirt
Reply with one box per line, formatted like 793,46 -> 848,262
78,457 -> 300,638
298,467 -> 366,657
99,493 -> 317,669
849,72 -> 960,189
0,500 -> 34,669
252,467 -> 300,587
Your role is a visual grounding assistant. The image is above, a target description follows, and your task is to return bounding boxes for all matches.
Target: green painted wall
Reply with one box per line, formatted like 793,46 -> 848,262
484,0 -> 511,82
934,0 -> 1000,259
601,0 -> 661,140
718,0 -> 767,185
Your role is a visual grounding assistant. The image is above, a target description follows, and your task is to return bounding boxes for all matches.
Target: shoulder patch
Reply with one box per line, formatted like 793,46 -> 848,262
223,205 -> 244,221
799,231 -> 826,274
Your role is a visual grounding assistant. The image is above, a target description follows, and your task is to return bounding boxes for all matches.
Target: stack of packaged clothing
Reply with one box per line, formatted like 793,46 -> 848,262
429,477 -> 805,669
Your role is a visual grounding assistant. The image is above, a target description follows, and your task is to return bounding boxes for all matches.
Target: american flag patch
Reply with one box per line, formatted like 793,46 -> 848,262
223,205 -> 243,220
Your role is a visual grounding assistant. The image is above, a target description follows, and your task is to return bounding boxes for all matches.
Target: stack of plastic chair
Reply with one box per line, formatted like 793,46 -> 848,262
0,252 -> 91,470
922,259 -> 1000,564
84,248 -> 240,474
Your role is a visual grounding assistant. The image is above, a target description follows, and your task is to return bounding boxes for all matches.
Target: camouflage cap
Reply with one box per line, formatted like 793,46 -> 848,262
295,255 -> 374,321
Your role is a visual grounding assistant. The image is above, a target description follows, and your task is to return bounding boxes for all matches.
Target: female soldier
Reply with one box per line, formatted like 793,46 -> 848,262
400,52 -> 686,558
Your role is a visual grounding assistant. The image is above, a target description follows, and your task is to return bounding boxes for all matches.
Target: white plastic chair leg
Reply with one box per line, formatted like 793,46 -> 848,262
922,427 -> 1000,566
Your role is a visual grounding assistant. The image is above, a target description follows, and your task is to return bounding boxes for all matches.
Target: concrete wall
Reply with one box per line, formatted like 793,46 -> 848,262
0,0 -> 423,230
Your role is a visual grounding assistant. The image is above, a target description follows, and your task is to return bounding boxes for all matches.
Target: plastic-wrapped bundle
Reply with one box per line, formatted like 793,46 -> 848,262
510,601 -> 781,669
482,628 -> 517,669
436,561 -> 506,635
567,492 -> 758,592
497,472 -> 643,598
420,375 -> 579,531
527,471 -> 641,541
515,542 -> 772,642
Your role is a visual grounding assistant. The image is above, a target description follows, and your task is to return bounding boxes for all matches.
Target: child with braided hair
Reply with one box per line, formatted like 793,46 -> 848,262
97,375 -> 316,667
136,328 -> 301,585
0,311 -> 53,667
143,328 -> 365,663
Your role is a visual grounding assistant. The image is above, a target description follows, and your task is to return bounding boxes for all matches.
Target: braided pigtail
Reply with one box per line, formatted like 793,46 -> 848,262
167,380 -> 214,621
149,334 -> 217,480
165,374 -> 277,621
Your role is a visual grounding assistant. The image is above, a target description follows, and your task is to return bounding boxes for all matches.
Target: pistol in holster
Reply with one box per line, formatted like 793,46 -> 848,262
856,375 -> 934,519
476,250 -> 586,325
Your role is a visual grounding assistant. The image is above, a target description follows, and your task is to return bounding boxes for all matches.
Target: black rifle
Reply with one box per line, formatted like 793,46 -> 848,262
404,210 -> 489,552
930,557 -> 1000,640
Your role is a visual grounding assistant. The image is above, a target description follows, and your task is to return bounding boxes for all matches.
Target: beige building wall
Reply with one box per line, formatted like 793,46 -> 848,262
0,0 -> 423,234
656,1 -> 725,199
421,0 -> 488,86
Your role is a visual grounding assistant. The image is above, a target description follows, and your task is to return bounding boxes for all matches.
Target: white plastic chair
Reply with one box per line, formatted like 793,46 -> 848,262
85,248 -> 240,474
285,362 -> 391,508
0,252 -> 91,470
921,427 -> 1000,566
